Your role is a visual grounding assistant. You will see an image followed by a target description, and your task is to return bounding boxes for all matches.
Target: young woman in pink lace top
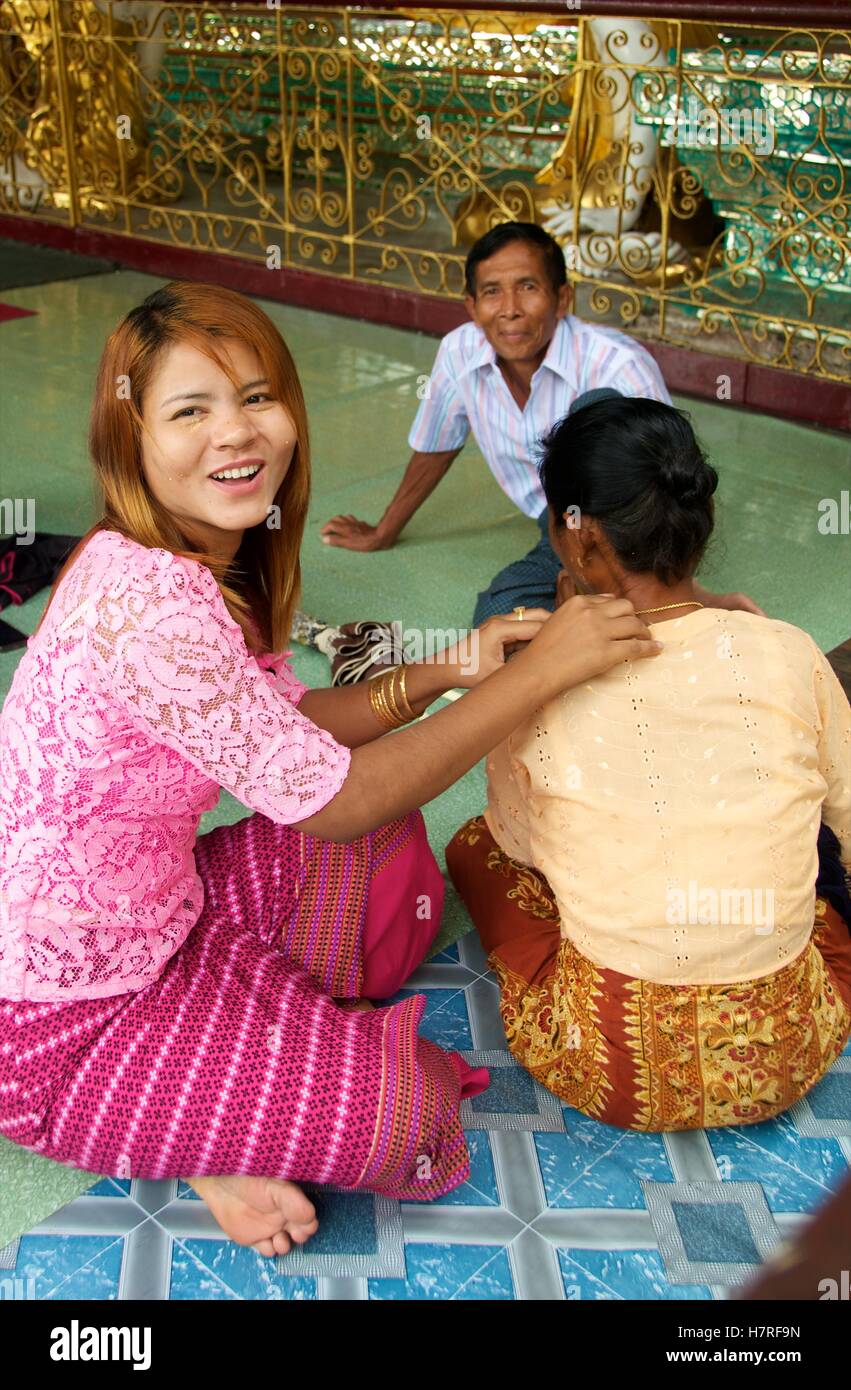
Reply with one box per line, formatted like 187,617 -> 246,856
0,282 -> 662,1256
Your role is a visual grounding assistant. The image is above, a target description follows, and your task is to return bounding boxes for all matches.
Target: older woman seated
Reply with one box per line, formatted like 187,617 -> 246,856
447,395 -> 850,1132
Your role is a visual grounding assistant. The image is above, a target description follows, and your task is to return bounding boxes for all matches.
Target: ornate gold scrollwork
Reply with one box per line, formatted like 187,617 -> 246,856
0,4 -> 846,385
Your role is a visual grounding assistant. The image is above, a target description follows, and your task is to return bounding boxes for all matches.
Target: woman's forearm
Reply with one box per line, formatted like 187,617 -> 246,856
292,595 -> 660,842
294,649 -> 547,840
297,657 -> 462,748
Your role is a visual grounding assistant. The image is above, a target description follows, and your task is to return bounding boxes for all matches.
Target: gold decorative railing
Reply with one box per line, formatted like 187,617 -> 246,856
1,3 -> 849,383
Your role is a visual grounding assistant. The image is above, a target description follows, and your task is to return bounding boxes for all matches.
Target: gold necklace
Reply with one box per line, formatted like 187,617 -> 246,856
634,601 -> 705,616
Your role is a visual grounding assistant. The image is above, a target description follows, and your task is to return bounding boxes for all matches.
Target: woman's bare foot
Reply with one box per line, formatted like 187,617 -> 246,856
186,1174 -> 318,1258
338,998 -> 375,1013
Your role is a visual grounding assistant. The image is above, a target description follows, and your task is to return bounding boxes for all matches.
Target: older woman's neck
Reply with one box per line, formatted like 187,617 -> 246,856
615,573 -> 701,621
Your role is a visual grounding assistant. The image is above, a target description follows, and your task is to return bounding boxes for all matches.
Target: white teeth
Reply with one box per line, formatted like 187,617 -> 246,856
211,464 -> 261,481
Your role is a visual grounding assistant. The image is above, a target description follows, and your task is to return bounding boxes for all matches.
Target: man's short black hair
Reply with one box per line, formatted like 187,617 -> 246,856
465,221 -> 567,298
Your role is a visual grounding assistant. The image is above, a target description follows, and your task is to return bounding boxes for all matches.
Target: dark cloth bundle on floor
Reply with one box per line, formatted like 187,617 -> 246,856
817,823 -> 851,931
0,533 -> 81,650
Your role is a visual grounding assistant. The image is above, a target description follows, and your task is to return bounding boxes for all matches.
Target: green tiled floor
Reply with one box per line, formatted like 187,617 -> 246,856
1,268 -> 849,942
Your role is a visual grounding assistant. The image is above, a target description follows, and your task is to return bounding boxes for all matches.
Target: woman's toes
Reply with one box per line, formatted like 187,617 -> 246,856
183,1175 -> 319,1253
287,1217 -> 319,1246
267,1179 -> 316,1229
252,1237 -> 283,1258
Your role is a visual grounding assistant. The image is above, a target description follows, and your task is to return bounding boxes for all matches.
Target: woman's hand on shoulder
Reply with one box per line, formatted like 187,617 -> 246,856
518,593 -> 663,698
451,608 -> 552,688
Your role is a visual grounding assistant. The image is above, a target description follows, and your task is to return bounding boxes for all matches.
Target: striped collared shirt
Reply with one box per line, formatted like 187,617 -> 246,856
408,314 -> 671,518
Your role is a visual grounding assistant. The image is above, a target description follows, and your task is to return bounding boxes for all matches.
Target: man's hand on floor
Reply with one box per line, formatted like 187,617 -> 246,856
320,515 -> 395,551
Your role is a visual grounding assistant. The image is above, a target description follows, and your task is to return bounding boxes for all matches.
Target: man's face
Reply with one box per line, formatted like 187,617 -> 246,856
466,241 -> 571,365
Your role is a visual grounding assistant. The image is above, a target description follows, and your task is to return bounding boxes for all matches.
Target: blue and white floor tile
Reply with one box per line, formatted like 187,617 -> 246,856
1,931 -> 849,1301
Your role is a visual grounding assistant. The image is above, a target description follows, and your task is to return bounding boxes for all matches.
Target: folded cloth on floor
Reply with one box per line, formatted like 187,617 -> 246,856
289,610 -> 404,687
0,533 -> 81,610
325,620 -> 405,686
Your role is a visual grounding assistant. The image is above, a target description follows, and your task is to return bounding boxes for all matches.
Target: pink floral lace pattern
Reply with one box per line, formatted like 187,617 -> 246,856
0,529 -> 351,1001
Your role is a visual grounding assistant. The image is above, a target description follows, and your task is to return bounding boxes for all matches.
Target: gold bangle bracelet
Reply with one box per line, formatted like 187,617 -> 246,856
378,680 -> 401,729
384,666 -> 407,725
368,665 -> 416,732
367,683 -> 386,730
368,674 -> 398,730
394,663 -> 417,723
377,669 -> 402,728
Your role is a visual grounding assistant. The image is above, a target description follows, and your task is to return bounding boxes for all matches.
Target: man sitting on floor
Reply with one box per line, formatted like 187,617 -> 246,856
318,220 -> 761,634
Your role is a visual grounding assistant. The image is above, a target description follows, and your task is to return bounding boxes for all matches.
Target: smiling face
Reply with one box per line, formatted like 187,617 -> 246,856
465,240 -> 571,367
140,337 -> 298,561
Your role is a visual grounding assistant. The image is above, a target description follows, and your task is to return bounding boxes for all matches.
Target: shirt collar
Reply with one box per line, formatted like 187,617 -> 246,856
461,315 -> 579,390
538,316 -> 579,388
459,330 -> 497,377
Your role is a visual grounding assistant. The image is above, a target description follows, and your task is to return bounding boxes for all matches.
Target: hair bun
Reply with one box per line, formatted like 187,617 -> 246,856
657,456 -> 717,507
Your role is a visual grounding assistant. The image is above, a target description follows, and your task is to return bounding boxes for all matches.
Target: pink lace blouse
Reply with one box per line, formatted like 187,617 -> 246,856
0,529 -> 351,1002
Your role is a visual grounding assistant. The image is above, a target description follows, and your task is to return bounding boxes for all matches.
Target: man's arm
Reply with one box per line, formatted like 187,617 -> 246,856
322,328 -> 470,552
320,447 -> 462,551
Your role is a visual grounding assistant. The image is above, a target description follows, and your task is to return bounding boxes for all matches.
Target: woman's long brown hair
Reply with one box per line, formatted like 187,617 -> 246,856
33,281 -> 311,655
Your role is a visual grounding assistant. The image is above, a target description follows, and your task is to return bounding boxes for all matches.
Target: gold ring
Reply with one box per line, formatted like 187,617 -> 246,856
513,606 -> 526,622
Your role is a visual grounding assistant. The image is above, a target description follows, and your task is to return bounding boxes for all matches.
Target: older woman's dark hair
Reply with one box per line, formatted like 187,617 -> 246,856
538,397 -> 718,585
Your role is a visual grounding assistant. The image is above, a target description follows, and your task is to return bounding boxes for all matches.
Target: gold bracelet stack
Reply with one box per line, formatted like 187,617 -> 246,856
396,664 -> 415,721
368,664 -> 418,731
